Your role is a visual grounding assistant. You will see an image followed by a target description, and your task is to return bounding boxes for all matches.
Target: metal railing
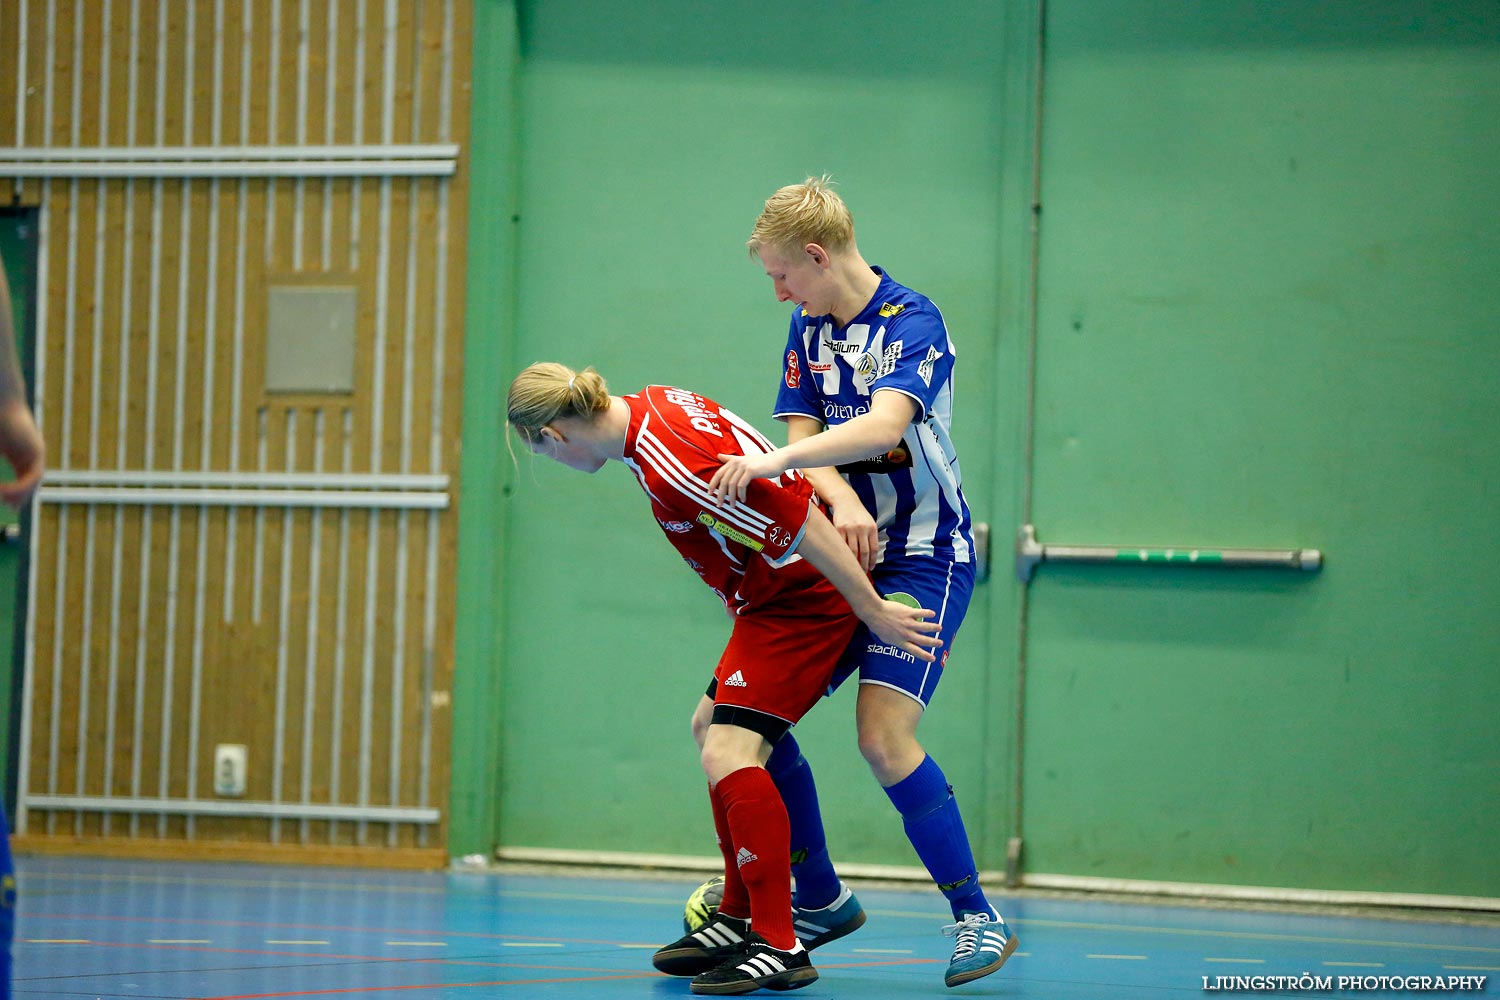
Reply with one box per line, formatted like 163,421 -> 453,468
1015,523 -> 1322,583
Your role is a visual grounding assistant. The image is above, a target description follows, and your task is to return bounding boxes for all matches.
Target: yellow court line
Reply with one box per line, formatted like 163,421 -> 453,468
23,870 -> 446,897
1443,965 -> 1500,972
26,939 -> 90,944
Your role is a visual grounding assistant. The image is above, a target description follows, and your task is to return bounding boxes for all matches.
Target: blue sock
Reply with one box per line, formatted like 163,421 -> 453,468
883,755 -> 994,920
766,734 -> 841,910
0,804 -> 13,988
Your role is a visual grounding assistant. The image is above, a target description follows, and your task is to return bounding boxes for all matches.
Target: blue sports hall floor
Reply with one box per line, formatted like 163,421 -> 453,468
12,855 -> 1498,999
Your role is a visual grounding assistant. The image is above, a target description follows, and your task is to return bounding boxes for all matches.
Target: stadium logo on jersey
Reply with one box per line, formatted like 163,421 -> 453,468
659,518 -> 695,533
784,350 -> 801,388
918,345 -> 942,387
820,337 -> 863,355
696,511 -> 765,552
878,302 -> 906,318
768,525 -> 791,547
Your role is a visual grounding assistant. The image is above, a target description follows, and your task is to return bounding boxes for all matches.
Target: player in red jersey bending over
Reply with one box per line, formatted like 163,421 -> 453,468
508,362 -> 940,996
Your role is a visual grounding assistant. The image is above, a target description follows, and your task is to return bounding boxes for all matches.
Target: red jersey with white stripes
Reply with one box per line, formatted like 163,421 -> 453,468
622,385 -> 848,618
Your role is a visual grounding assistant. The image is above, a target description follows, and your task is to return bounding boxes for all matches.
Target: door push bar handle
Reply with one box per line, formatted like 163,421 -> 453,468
1015,524 -> 1322,583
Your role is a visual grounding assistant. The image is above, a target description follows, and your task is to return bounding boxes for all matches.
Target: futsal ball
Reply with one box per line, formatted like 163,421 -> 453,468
683,875 -> 725,933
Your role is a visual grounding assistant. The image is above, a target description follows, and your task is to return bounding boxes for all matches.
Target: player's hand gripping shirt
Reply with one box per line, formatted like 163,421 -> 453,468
773,267 -> 974,563
622,386 -> 847,618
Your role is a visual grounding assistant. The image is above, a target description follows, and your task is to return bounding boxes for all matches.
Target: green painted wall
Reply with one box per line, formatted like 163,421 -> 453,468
456,1 -> 1500,897
450,0 -> 522,858
480,0 -> 1031,868
1022,4 -> 1500,895
1,210 -> 38,810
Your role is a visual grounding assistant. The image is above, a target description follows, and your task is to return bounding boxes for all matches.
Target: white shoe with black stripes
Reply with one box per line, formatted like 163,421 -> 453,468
652,912 -> 750,976
689,931 -> 818,995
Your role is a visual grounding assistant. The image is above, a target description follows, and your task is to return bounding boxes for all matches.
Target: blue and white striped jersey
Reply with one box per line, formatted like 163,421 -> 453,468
772,267 -> 973,564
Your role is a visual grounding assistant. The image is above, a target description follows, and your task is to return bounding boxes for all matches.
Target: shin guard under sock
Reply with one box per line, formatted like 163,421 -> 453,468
766,734 -> 839,909
716,766 -> 797,949
883,754 -> 995,919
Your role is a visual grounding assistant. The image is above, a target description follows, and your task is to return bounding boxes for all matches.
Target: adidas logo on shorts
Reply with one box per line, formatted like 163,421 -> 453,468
735,847 -> 758,867
724,670 -> 748,688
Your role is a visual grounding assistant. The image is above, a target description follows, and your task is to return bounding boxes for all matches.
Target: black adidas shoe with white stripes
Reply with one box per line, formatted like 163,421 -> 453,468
689,931 -> 818,995
652,913 -> 751,976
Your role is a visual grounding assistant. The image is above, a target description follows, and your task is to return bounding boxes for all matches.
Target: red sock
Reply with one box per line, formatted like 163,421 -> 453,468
716,766 -> 796,950
709,782 -> 751,920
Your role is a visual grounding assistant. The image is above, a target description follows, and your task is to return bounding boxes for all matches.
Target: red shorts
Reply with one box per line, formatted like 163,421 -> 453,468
713,607 -> 859,726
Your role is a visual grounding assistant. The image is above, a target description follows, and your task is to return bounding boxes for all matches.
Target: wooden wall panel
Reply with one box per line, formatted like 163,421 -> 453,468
2,0 -> 471,867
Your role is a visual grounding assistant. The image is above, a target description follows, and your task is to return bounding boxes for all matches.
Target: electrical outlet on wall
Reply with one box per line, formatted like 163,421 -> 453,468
214,744 -> 248,797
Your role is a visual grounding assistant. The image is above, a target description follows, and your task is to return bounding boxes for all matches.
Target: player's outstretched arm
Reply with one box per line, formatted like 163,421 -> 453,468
709,391 -> 916,504
793,502 -> 941,662
787,415 -> 878,572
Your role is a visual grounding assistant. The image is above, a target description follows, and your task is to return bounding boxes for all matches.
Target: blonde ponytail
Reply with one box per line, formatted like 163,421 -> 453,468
507,362 -> 611,443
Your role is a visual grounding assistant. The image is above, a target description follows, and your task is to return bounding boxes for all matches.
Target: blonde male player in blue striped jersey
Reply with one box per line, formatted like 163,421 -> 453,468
708,176 -> 1017,988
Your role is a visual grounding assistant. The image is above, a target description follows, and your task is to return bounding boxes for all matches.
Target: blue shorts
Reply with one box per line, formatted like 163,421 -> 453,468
829,556 -> 976,707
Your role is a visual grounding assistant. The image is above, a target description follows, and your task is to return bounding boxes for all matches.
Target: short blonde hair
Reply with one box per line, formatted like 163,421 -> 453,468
506,362 -> 611,444
747,175 -> 855,259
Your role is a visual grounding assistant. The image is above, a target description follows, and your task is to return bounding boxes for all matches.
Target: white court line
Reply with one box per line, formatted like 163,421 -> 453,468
1444,965 -> 1500,972
619,944 -> 660,949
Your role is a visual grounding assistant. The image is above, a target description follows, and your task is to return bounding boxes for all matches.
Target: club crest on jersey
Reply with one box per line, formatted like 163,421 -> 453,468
853,339 -> 903,388
784,350 -> 801,388
768,525 -> 792,547
659,518 -> 694,533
